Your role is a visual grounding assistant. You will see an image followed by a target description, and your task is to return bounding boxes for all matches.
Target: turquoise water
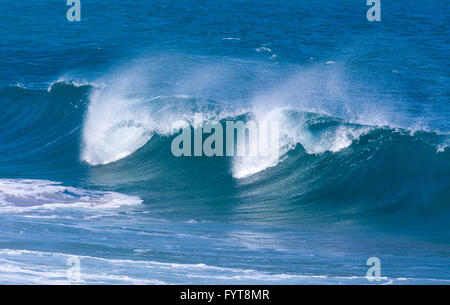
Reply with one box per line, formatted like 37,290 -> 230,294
0,0 -> 449,284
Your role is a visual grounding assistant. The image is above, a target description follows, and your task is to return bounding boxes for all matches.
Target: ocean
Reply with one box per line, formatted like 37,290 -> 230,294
0,0 -> 449,284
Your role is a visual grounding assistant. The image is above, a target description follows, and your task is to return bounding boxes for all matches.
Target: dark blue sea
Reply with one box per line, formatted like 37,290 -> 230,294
0,0 -> 449,284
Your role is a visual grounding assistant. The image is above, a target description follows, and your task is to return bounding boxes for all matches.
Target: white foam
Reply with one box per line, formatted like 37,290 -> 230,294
232,107 -> 286,179
437,144 -> 448,153
1,248 -> 444,284
81,81 -> 240,165
81,85 -> 161,165
256,46 -> 272,53
301,125 -> 370,154
232,107 -> 370,178
47,76 -> 100,92
0,179 -> 142,213
14,82 -> 26,89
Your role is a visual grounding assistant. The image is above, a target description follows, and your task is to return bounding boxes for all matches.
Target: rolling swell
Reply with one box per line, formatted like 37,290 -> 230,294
0,82 -> 449,230
0,82 -> 89,175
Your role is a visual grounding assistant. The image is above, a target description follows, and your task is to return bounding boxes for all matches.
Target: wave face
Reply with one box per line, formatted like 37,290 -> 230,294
1,82 -> 449,229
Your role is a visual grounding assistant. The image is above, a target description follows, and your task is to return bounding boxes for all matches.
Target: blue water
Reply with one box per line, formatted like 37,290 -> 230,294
0,0 -> 449,284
